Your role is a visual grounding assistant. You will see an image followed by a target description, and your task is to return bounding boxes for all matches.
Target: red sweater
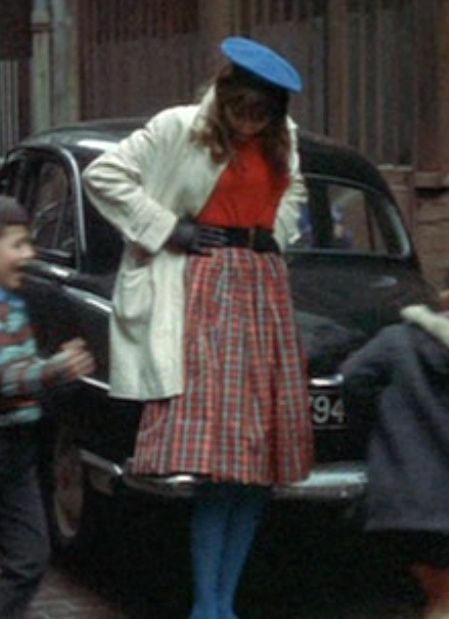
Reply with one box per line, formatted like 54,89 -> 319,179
197,139 -> 288,229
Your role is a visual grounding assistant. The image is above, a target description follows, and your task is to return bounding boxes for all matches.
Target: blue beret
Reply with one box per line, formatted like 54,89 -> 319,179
220,36 -> 303,93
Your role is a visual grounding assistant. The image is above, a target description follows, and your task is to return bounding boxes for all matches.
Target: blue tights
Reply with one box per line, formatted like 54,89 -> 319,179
189,483 -> 269,619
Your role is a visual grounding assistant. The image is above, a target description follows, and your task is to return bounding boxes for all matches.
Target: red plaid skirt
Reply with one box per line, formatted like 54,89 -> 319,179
132,248 -> 314,485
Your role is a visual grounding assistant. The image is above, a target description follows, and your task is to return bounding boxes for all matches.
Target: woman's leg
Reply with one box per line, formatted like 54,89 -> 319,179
217,485 -> 270,619
190,484 -> 233,619
189,483 -> 269,619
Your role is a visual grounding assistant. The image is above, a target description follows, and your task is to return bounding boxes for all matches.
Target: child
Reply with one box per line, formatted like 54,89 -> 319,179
0,195 -> 95,618
341,304 -> 449,619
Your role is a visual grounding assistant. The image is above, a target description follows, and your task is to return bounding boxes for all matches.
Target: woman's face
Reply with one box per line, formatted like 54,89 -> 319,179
224,105 -> 270,138
222,92 -> 272,139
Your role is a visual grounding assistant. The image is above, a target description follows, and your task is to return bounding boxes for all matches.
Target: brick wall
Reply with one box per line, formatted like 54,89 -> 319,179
380,166 -> 449,292
414,190 -> 449,291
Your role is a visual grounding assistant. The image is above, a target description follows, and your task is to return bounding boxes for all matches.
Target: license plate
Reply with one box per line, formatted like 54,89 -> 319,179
310,390 -> 346,429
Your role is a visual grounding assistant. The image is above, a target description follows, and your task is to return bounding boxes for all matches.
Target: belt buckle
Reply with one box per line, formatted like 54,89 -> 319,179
248,228 -> 255,249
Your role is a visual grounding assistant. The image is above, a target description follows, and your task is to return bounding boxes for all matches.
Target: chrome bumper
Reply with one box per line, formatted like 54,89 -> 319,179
273,462 -> 367,500
80,450 -> 367,502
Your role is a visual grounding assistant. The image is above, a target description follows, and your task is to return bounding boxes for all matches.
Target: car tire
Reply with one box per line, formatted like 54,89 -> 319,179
40,419 -> 100,554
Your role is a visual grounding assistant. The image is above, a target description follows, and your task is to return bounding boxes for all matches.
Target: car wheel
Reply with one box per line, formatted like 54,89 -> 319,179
41,420 -> 98,554
52,422 -> 86,545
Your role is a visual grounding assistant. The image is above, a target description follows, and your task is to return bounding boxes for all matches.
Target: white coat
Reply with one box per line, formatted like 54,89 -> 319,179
82,88 -> 306,401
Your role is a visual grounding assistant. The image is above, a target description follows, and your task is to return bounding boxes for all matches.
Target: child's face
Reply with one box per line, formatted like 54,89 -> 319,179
0,225 -> 35,290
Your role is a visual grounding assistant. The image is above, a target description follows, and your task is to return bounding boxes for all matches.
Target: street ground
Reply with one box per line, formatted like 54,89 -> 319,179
27,567 -> 126,618
26,499 -> 426,619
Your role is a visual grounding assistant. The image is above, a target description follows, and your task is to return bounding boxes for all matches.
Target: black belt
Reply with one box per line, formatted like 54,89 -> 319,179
210,227 -> 280,253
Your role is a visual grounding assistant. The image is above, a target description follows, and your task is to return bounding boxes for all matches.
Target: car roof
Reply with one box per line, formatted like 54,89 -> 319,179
18,116 -> 394,199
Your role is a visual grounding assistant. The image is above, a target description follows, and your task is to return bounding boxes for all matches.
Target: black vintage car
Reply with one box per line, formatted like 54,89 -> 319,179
0,118 -> 439,547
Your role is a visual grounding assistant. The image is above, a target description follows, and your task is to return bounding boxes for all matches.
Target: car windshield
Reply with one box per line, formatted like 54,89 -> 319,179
289,175 -> 410,257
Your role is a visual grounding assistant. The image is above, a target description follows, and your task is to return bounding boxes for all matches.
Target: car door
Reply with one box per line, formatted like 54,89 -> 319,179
1,147 -> 82,353
286,172 -> 439,462
288,174 -> 435,347
13,146 -> 113,388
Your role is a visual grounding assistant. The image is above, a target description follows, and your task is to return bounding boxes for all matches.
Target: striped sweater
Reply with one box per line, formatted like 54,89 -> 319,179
0,287 -> 50,427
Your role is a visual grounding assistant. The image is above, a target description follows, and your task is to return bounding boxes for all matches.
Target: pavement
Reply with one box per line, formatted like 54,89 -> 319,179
25,561 -> 423,619
27,565 -> 128,619
23,549 -> 422,619
21,500 -> 426,619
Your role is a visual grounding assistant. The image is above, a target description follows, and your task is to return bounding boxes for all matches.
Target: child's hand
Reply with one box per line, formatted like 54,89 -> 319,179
45,339 -> 96,384
60,343 -> 96,381
60,337 -> 88,354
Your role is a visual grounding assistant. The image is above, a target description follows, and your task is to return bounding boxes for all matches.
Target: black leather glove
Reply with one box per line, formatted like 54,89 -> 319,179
167,218 -> 228,255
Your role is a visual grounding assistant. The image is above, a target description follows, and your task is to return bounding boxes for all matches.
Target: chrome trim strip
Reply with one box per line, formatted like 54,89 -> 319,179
79,449 -> 123,477
63,286 -> 112,313
273,462 -> 367,500
310,374 -> 343,388
78,453 -> 366,503
47,264 -> 72,279
120,460 -> 367,501
24,260 -> 72,281
58,146 -> 88,256
123,473 -> 198,499
79,375 -> 109,391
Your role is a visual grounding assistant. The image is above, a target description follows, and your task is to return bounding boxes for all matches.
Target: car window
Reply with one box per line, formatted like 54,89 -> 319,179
26,160 -> 75,259
0,159 -> 27,200
290,177 -> 406,256
83,195 -> 123,275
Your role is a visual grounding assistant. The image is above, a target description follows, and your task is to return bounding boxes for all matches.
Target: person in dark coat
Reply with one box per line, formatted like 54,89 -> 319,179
341,304 -> 449,619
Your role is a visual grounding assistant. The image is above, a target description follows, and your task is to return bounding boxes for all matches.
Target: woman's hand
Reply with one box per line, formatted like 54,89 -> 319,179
167,219 -> 228,254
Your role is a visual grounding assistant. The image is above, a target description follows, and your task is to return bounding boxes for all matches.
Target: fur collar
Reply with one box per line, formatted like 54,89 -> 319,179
401,305 -> 449,350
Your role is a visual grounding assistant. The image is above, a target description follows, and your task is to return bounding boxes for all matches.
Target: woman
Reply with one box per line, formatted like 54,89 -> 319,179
83,36 -> 314,619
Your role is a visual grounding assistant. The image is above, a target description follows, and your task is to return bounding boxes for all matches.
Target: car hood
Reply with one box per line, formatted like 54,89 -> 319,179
288,253 -> 439,375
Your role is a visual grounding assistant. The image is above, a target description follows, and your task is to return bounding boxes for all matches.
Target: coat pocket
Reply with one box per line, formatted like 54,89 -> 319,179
113,265 -> 152,322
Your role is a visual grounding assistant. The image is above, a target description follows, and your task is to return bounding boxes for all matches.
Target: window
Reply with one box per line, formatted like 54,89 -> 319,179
83,197 -> 123,275
290,177 -> 406,256
27,160 -> 75,259
0,159 -> 27,199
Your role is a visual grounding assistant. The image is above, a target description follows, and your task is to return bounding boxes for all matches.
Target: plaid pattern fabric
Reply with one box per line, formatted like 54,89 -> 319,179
133,248 -> 314,485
